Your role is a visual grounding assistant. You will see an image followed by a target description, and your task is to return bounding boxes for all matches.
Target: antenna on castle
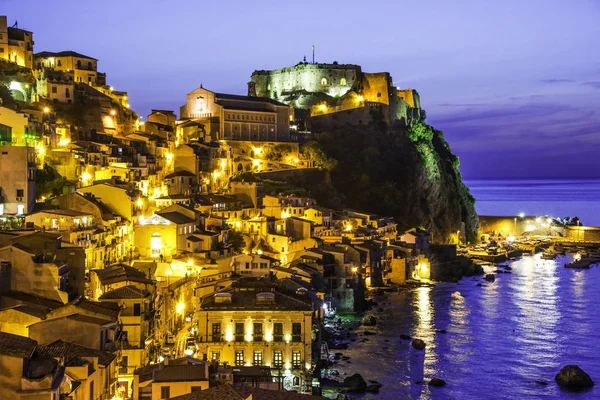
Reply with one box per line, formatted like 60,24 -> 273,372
312,45 -> 315,64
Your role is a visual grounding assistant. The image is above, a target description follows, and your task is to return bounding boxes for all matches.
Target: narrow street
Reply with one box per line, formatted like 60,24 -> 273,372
172,322 -> 191,358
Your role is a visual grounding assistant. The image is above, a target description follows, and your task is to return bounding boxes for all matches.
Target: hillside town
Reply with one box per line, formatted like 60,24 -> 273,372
0,15 -> 454,400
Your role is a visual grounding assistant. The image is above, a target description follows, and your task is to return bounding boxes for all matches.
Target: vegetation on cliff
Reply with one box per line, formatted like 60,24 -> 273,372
296,117 -> 478,243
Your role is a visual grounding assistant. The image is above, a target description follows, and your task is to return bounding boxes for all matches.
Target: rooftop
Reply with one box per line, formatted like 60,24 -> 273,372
153,364 -> 209,382
171,384 -> 323,400
99,285 -> 150,300
94,264 -> 153,286
157,211 -> 195,225
35,50 -> 97,60
0,331 -> 37,358
35,339 -> 116,366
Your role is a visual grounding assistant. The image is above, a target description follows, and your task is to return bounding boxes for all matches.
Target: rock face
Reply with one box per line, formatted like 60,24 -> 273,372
344,373 -> 367,392
429,378 -> 446,387
555,365 -> 594,390
281,121 -> 478,243
412,339 -> 426,350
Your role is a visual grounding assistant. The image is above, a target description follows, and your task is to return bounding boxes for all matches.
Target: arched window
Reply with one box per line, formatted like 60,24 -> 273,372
321,78 -> 327,85
340,78 -> 347,86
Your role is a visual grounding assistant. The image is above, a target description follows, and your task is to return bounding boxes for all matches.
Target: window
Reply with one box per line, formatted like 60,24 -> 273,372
133,303 -> 141,316
161,386 -> 170,399
253,323 -> 263,341
52,86 -> 57,94
292,323 -> 302,342
212,352 -> 220,362
273,323 -> 283,342
191,386 -> 203,393
89,381 -> 94,400
245,262 -> 250,270
57,60 -> 62,66
65,88 -> 70,98
260,263 -> 267,269
273,351 -> 283,368
321,78 -> 328,85
212,322 -> 221,342
340,78 -> 347,85
235,351 -> 244,366
16,189 -> 24,198
77,60 -> 82,68
253,351 -> 263,366
292,351 -> 302,369
235,322 -> 244,342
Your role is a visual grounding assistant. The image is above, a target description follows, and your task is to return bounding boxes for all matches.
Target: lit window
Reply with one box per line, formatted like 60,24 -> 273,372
340,78 -> 347,85
321,78 -> 327,85
253,351 -> 262,366
273,351 -> 283,368
235,351 -> 244,366
292,351 -> 302,369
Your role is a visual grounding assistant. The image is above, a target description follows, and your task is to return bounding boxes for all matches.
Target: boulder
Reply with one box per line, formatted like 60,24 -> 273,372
400,334 -> 411,340
412,339 -> 426,350
344,373 -> 367,392
365,384 -> 381,393
555,365 -> 594,390
361,315 -> 377,326
485,274 -> 495,282
435,329 -> 447,334
429,378 -> 446,387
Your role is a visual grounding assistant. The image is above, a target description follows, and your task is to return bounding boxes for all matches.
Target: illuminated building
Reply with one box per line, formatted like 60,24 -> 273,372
195,279 -> 318,392
0,145 -> 36,215
179,87 -> 291,142
0,16 -> 34,69
35,50 -> 100,85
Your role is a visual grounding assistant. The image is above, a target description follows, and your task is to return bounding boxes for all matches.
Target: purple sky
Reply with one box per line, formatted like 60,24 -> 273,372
3,0 -> 600,179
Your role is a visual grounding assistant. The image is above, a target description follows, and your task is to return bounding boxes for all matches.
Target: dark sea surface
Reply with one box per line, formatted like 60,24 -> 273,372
332,256 -> 600,399
465,179 -> 600,226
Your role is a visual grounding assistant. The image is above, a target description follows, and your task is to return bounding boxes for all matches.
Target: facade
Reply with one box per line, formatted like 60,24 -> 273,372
133,357 -> 210,400
180,87 -> 291,142
195,280 -> 317,392
0,16 -> 34,69
35,50 -> 99,85
0,145 -> 36,215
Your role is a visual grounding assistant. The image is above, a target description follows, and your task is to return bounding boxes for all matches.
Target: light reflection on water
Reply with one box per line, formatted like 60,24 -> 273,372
330,255 -> 600,399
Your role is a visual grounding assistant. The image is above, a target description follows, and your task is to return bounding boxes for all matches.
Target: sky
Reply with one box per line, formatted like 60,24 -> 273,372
2,0 -> 600,179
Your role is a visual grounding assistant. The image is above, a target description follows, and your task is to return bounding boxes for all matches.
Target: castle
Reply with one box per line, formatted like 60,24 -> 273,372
250,61 -> 422,130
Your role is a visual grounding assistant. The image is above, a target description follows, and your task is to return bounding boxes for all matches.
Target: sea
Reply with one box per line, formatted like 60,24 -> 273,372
327,180 -> 600,399
466,179 -> 600,227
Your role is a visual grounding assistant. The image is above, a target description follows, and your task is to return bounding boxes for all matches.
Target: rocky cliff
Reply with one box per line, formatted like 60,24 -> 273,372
297,115 -> 479,243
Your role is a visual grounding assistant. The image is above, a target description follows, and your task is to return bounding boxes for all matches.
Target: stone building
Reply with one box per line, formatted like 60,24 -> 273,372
35,50 -> 100,85
0,145 -> 36,215
0,16 -> 34,69
250,61 -> 421,127
179,87 -> 291,142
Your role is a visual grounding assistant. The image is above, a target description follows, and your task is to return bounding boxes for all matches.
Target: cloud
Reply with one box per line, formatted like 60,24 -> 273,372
540,79 -> 574,84
582,81 -> 600,89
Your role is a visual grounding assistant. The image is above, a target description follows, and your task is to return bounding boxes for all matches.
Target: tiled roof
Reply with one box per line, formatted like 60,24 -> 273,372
64,314 -> 115,325
165,170 -> 196,178
171,384 -> 244,400
35,339 -> 116,366
35,51 -> 97,60
71,298 -> 121,318
0,332 -> 37,357
171,384 -> 324,400
157,211 -> 195,225
135,357 -> 207,381
99,285 -> 150,300
94,264 -> 153,286
153,364 -> 209,382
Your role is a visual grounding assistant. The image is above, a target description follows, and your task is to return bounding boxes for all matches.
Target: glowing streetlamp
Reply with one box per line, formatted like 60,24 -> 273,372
110,109 -> 117,116
176,302 -> 185,314
43,106 -> 50,113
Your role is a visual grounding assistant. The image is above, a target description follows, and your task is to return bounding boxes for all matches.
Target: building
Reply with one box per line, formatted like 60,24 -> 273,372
133,357 -> 210,400
179,87 -> 291,142
230,253 -> 279,277
195,279 -> 317,392
169,382 -> 324,400
0,332 -> 38,400
0,16 -> 34,69
250,61 -> 421,127
0,145 -> 36,215
36,68 -> 75,103
35,51 -> 100,85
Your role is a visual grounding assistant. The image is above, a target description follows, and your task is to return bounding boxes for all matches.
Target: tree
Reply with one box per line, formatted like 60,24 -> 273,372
227,230 -> 246,253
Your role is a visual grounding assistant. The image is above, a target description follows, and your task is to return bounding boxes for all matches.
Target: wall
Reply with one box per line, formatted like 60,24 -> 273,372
0,354 -> 23,400
0,106 -> 29,143
151,381 -> 209,400
29,318 -> 100,348
79,184 -> 133,221
134,223 -> 177,259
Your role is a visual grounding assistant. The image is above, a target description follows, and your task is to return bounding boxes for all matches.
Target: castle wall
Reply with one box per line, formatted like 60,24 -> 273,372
252,63 -> 362,106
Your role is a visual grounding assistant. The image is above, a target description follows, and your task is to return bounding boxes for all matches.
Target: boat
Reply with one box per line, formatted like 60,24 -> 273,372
541,253 -> 556,260
565,261 -> 591,269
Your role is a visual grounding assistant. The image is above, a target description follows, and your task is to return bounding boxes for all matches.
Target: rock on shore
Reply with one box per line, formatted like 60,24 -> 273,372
344,373 -> 367,391
412,339 -> 426,350
555,365 -> 594,390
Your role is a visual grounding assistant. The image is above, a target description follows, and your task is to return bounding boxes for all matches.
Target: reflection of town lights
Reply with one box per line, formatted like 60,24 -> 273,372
176,302 -> 185,314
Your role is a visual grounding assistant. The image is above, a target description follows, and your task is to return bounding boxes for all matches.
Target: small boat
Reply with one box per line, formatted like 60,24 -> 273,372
541,252 -> 556,260
565,261 -> 591,269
